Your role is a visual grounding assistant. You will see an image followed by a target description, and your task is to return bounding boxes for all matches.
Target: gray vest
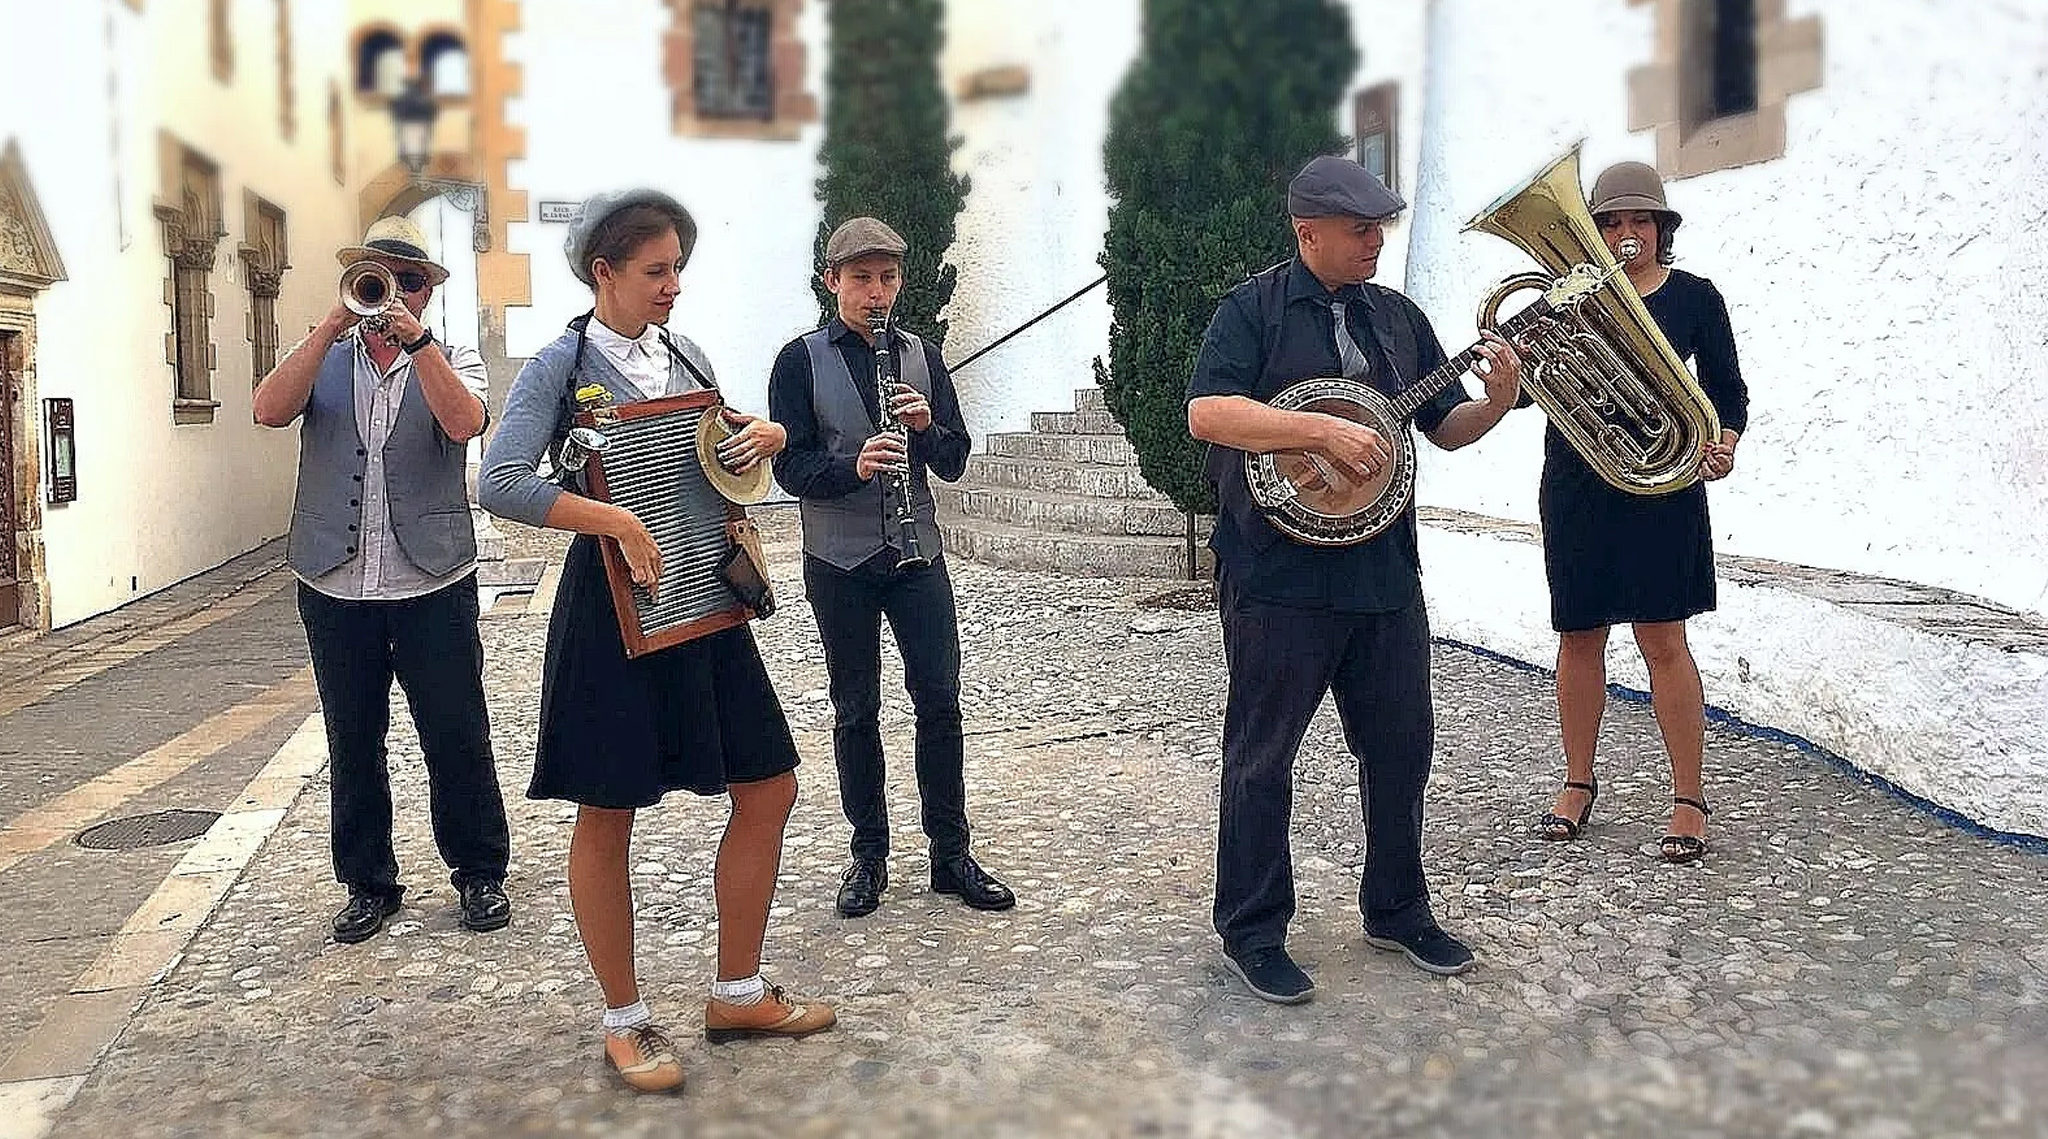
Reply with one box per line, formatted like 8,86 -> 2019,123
798,327 -> 941,570
287,342 -> 475,578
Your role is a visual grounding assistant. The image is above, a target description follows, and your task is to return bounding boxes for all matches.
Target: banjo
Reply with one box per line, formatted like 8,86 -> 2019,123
1244,265 -> 1605,546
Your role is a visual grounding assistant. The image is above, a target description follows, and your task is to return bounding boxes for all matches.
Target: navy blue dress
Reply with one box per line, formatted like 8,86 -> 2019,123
1538,268 -> 1749,633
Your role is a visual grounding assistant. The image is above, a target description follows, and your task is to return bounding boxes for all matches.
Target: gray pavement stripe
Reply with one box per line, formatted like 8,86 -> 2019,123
0,713 -> 325,1136
0,572 -> 295,719
0,668 -> 314,878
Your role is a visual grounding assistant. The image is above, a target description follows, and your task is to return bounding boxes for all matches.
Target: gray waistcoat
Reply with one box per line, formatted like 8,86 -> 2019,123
287,342 -> 475,578
799,327 -> 941,570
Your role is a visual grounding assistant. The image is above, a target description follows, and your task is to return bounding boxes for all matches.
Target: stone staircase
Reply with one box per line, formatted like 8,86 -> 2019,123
937,388 -> 1212,579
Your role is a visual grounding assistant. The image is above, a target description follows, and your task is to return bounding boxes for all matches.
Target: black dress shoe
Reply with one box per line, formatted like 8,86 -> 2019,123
836,858 -> 887,918
458,879 -> 511,932
333,888 -> 403,944
931,855 -> 1015,911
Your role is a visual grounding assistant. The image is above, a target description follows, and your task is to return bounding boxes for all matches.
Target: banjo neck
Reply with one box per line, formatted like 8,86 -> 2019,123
1384,299 -> 1549,423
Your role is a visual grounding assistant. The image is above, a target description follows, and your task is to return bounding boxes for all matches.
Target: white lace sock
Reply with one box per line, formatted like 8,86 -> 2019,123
602,999 -> 653,1035
710,974 -> 766,1006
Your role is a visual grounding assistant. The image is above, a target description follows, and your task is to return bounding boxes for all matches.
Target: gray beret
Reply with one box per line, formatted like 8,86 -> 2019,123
564,188 -> 699,287
824,216 -> 908,268
1286,155 -> 1406,220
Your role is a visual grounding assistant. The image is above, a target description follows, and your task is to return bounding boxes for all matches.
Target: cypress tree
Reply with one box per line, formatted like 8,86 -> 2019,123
811,0 -> 969,347
1095,0 -> 1358,516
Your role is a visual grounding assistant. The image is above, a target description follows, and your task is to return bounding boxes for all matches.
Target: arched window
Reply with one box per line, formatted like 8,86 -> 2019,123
355,29 -> 406,95
422,32 -> 471,97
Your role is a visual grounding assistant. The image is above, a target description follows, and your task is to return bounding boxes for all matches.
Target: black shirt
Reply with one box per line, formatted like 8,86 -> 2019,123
769,317 -> 972,500
1188,259 -> 1472,613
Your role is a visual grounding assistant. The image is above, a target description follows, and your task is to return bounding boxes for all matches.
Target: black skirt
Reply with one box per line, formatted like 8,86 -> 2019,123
530,535 -> 799,808
1538,451 -> 1717,633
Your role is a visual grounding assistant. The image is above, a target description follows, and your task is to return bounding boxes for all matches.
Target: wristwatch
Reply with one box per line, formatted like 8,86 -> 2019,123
402,328 -> 435,355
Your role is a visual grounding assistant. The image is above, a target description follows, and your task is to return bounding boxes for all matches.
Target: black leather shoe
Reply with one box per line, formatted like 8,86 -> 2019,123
931,855 -> 1015,911
458,879 -> 511,932
836,858 -> 887,918
332,888 -> 403,944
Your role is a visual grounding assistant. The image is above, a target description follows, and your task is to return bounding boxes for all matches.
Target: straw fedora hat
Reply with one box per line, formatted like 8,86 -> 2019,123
335,216 -> 452,286
696,407 -> 774,505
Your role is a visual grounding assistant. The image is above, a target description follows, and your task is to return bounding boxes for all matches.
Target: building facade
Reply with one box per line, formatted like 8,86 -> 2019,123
0,0 -> 360,630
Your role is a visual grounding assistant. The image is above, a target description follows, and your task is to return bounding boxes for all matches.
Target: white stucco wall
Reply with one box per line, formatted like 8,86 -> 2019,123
503,0 -> 829,419
940,0 -> 1139,440
1,0 -> 356,627
1419,524 -> 2048,840
1403,0 -> 2048,616
1343,0 -> 1431,290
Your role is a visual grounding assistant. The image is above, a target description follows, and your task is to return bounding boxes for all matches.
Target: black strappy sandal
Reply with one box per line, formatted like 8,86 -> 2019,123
1658,796 -> 1711,863
1538,780 -> 1598,841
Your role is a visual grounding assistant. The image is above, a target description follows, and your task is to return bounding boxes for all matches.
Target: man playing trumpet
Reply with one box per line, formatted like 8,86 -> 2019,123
769,216 -> 1015,920
254,216 -> 511,946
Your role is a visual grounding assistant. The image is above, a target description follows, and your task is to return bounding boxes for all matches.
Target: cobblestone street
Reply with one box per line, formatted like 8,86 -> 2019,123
16,512 -> 2048,1138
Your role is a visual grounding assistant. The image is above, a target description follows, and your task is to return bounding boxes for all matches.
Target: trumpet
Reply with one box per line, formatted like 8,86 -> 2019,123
339,260 -> 397,332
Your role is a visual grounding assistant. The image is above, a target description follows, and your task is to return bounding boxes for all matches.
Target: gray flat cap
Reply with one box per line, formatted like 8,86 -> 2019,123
1286,155 -> 1406,220
824,216 -> 908,268
564,188 -> 698,287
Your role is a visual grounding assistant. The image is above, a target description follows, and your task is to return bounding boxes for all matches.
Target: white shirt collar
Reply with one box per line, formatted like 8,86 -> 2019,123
588,317 -> 667,358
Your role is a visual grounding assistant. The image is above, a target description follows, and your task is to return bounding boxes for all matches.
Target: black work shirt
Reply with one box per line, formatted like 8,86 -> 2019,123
769,317 -> 973,500
1188,259 -> 1471,613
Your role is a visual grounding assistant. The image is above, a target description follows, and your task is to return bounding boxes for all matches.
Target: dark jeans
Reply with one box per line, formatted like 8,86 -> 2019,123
297,575 -> 510,896
1212,572 -> 1438,957
803,550 -> 969,863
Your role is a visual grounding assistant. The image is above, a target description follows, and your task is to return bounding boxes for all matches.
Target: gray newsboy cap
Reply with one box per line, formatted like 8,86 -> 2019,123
1286,155 -> 1406,220
824,216 -> 908,268
564,188 -> 699,287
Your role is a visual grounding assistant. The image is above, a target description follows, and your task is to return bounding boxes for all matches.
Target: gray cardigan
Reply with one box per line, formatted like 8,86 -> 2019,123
479,317 -> 719,528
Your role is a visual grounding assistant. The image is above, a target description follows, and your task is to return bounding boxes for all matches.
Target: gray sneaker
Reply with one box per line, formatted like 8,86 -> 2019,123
1223,946 -> 1315,1004
1365,926 -> 1476,976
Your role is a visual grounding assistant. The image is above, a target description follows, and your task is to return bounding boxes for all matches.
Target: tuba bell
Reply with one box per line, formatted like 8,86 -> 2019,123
1465,144 -> 1720,494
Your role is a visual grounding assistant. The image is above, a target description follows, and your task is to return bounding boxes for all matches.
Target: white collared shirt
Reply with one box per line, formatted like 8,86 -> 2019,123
586,317 -> 677,400
300,329 -> 490,602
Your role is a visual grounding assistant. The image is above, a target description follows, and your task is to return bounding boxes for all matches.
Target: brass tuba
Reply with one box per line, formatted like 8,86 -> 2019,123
1466,144 -> 1720,494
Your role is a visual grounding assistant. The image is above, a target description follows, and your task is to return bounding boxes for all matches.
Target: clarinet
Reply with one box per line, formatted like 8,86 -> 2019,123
868,309 -> 932,572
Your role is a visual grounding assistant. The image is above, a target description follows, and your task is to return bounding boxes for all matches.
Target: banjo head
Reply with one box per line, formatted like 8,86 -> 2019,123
1244,378 -> 1417,547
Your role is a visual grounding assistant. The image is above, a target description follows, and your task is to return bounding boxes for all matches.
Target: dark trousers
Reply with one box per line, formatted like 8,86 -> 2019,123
803,551 -> 969,863
1213,573 -> 1438,957
297,575 -> 510,896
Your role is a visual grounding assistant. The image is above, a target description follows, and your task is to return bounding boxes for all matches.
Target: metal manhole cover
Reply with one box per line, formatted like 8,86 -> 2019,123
75,809 -> 221,850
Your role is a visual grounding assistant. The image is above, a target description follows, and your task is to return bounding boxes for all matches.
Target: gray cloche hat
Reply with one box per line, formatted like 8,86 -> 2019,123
1588,161 -> 1682,226
1286,155 -> 1406,220
824,216 -> 908,268
564,188 -> 699,287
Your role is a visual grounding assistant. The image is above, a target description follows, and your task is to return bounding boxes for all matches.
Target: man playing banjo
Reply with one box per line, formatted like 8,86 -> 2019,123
1186,155 -> 1523,1004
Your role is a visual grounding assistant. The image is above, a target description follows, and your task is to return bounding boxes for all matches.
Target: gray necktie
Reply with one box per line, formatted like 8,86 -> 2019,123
1329,297 -> 1369,380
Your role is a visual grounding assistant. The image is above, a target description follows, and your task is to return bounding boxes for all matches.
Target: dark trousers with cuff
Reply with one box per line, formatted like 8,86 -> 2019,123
1212,572 -> 1438,958
297,575 -> 510,897
803,550 -> 970,864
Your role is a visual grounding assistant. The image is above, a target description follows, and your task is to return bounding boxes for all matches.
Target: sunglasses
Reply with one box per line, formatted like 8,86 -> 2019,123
395,271 -> 431,294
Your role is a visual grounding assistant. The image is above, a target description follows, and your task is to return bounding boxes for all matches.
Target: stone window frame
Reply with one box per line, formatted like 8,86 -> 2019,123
276,0 -> 296,139
211,0 -> 234,84
153,136 -> 227,425
1353,82 -> 1400,197
1626,0 -> 1822,179
664,0 -> 817,142
327,81 -> 346,185
240,193 -> 289,384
